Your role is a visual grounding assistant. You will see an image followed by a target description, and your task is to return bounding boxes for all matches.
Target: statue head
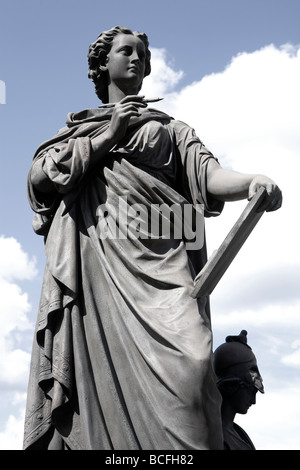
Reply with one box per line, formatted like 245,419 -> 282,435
214,330 -> 264,400
87,25 -> 151,103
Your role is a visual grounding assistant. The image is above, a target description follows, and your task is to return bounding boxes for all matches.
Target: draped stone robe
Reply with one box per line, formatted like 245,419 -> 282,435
24,106 -> 224,450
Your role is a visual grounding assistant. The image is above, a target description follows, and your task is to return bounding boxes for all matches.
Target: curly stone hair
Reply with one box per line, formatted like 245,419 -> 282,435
87,25 -> 151,104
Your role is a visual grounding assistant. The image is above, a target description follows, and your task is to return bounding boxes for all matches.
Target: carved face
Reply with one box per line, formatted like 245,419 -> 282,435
230,385 -> 258,415
103,33 -> 146,94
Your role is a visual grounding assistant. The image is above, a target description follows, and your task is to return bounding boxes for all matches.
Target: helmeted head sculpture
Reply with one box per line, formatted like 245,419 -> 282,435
214,330 -> 264,396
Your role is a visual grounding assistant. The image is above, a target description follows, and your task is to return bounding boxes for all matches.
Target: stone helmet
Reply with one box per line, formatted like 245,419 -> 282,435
214,330 -> 264,393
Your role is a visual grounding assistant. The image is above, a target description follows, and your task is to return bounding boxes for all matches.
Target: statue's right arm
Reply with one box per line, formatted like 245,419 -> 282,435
30,158 -> 55,193
29,128 -> 120,194
30,97 -> 146,193
29,127 -> 119,194
91,95 -> 146,158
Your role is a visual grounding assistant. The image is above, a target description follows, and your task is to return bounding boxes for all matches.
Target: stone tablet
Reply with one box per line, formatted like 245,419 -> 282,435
192,186 -> 266,298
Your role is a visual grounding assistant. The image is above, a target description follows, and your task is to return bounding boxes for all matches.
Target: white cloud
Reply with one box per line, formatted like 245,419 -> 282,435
281,340 -> 300,368
160,43 -> 300,156
0,235 -> 37,282
0,236 -> 37,449
0,237 -> 36,386
141,48 -> 184,98
212,302 -> 300,330
0,401 -> 26,450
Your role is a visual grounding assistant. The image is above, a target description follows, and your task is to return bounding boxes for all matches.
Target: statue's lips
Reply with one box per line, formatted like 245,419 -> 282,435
128,66 -> 139,73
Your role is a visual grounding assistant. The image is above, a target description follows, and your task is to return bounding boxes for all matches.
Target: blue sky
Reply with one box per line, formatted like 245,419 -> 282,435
1,0 -> 300,450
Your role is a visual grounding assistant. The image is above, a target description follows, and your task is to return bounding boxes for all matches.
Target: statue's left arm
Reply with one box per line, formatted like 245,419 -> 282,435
206,158 -> 282,212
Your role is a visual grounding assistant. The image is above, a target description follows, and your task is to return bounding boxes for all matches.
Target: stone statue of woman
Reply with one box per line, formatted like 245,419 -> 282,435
24,26 -> 281,450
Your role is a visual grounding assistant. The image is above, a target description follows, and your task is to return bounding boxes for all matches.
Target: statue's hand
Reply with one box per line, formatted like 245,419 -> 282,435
107,95 -> 147,144
248,175 -> 282,212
